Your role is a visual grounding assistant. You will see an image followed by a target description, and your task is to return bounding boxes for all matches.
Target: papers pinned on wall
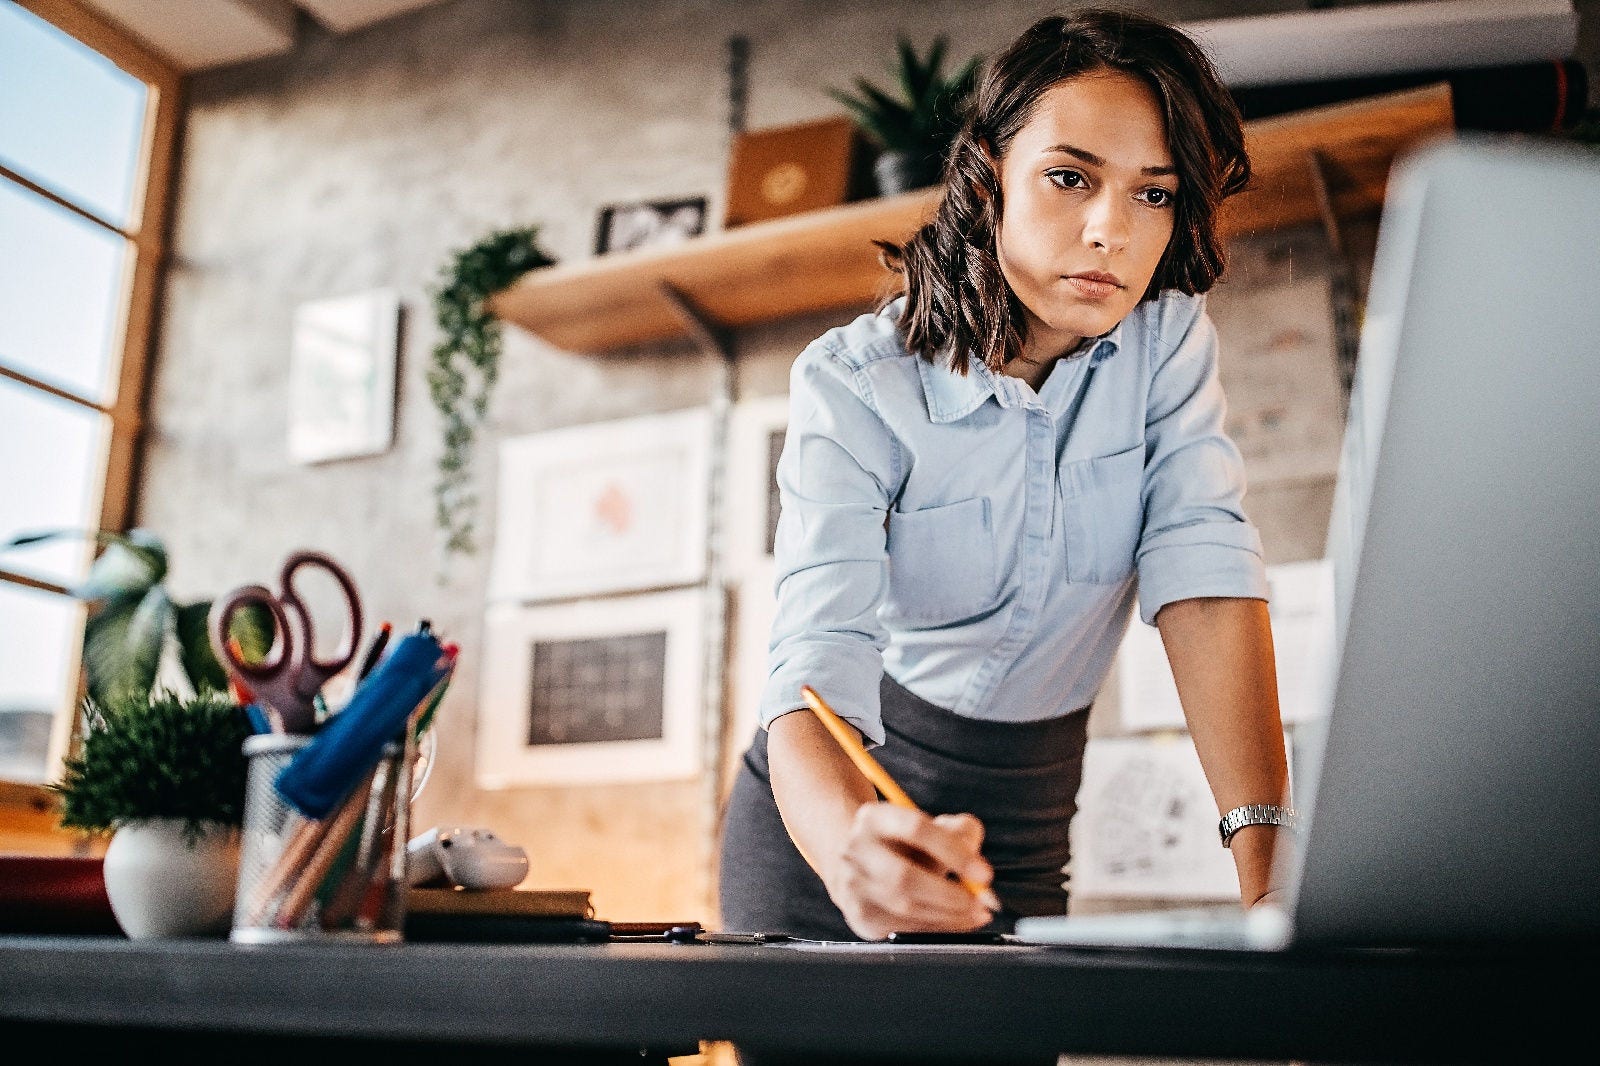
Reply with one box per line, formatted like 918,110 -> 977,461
1118,557 -> 1337,731
1069,734 -> 1245,901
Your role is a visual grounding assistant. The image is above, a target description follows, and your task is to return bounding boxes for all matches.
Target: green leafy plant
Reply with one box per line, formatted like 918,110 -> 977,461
51,690 -> 253,842
428,226 -> 557,562
828,35 -> 981,185
0,527 -> 271,710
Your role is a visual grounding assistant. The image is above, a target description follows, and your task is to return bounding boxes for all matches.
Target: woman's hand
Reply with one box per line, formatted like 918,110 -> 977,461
822,804 -> 1000,941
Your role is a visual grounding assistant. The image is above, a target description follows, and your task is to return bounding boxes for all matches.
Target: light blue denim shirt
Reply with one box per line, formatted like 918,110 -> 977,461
761,290 -> 1269,747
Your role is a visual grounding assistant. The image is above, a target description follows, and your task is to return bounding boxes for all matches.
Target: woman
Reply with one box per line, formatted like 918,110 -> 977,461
719,8 -> 1294,943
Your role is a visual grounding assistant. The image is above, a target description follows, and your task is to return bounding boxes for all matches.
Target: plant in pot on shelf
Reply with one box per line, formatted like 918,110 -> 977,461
50,690 -> 254,939
828,35 -> 982,195
428,226 -> 556,569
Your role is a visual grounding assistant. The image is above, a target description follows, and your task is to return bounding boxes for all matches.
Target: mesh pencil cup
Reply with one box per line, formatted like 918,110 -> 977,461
231,734 -> 419,943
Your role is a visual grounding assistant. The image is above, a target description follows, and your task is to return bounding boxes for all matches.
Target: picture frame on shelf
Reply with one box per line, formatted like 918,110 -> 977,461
722,394 -> 788,580
287,287 -> 399,464
474,589 -> 706,788
487,408 -> 713,603
594,196 -> 708,255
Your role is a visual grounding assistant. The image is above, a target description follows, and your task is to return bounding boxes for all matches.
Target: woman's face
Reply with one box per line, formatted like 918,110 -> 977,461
992,69 -> 1179,361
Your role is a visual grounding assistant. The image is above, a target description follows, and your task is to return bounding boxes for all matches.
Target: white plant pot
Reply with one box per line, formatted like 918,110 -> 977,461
102,818 -> 240,939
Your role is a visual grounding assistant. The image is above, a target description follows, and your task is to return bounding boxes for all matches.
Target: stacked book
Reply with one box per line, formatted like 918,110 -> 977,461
402,887 -> 608,943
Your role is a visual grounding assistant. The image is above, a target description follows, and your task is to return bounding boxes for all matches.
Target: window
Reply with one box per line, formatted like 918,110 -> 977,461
0,0 -> 179,804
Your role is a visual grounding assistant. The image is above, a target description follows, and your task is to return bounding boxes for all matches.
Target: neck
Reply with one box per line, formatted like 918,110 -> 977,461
1002,326 -> 1086,391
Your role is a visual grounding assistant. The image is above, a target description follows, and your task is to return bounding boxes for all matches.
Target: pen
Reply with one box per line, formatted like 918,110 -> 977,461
799,684 -> 1002,912
356,621 -> 393,683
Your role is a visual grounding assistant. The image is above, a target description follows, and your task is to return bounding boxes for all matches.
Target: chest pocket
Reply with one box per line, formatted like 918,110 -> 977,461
882,496 -> 999,627
1060,443 -> 1146,584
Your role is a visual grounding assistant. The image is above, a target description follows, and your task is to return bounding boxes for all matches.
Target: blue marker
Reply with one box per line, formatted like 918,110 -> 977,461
274,630 -> 447,820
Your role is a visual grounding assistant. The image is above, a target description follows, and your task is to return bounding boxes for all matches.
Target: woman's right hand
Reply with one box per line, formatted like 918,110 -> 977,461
823,804 -> 1001,941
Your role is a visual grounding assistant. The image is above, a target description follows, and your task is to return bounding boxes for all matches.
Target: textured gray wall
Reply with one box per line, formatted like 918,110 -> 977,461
139,0 -> 1598,922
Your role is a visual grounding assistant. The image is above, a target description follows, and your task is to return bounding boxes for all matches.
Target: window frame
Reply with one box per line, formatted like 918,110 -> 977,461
0,0 -> 182,839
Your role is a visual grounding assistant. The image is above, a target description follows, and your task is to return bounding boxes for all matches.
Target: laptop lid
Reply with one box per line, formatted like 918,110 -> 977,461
1277,134 -> 1600,950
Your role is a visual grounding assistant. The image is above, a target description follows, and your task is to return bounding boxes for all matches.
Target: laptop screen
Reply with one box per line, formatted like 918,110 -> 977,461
1283,134 -> 1600,949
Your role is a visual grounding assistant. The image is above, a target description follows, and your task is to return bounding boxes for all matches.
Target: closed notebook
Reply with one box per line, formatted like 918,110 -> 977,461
404,887 -> 592,918
402,889 -> 603,944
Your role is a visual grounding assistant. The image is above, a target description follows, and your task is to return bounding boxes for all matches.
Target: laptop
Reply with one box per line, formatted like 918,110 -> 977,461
1015,135 -> 1600,953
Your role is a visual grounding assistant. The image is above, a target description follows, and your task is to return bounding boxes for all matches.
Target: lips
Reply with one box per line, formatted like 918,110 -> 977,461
1064,271 -> 1123,300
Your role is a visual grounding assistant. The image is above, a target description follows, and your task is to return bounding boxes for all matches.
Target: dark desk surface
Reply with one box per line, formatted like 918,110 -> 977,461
0,935 -> 1584,1063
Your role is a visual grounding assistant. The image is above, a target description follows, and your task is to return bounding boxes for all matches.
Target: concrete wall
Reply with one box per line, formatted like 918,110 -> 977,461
139,0 -> 1599,923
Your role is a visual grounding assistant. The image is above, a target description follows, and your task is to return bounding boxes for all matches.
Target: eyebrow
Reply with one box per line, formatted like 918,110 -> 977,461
1045,143 -> 1177,178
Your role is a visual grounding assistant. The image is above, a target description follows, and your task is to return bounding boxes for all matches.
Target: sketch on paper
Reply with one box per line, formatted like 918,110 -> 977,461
1117,558 -> 1337,731
475,589 -> 704,787
287,288 -> 398,464
724,395 -> 789,580
488,409 -> 712,602
1209,243 -> 1345,489
1069,735 -> 1246,901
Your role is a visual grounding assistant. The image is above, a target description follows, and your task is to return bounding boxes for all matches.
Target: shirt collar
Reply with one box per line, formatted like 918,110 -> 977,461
913,317 -> 1126,425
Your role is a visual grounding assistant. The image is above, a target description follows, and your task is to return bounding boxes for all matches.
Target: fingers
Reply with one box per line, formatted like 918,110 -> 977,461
828,804 -> 999,940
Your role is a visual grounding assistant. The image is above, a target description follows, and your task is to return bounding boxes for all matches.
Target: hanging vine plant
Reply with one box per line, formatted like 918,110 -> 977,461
427,226 -> 555,564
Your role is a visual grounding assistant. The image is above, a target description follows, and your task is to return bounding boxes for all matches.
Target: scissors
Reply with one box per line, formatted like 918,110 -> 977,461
210,550 -> 364,735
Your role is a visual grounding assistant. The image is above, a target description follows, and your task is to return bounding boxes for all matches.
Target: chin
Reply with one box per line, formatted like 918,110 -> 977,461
1037,302 -> 1129,340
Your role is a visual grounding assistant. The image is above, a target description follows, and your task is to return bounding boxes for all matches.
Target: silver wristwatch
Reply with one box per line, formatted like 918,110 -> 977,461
1218,803 -> 1299,848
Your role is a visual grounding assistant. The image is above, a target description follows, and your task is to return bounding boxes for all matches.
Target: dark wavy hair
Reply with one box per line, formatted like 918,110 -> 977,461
878,8 -> 1251,375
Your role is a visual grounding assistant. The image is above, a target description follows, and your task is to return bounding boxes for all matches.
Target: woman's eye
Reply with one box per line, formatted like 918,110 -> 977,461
1047,169 -> 1087,190
1140,187 -> 1175,207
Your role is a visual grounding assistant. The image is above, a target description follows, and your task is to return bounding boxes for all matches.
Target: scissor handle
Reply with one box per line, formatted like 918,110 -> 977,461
210,584 -> 294,686
275,550 -> 364,689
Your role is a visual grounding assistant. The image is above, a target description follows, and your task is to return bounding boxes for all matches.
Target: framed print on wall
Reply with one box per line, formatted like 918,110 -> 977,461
475,588 -> 706,788
723,394 -> 788,580
287,287 -> 399,464
488,408 -> 713,602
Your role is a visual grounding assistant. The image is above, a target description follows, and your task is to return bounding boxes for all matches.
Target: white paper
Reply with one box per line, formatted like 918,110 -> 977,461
1118,558 -> 1338,731
1069,735 -> 1247,901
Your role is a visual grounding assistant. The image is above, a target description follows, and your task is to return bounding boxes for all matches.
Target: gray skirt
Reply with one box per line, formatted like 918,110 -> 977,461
716,674 -> 1089,941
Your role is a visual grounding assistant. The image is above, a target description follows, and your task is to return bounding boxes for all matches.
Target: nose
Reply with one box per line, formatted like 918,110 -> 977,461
1081,190 -> 1131,254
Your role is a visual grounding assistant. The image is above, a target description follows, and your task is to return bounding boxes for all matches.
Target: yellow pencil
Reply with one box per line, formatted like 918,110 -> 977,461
799,684 -> 999,911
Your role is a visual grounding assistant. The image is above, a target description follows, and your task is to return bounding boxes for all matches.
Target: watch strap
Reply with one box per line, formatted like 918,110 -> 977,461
1218,803 -> 1299,848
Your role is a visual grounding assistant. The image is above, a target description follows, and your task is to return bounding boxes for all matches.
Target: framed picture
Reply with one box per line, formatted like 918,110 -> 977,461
488,408 -> 713,602
723,394 -> 788,580
287,288 -> 399,464
475,588 -> 706,788
594,196 -> 708,255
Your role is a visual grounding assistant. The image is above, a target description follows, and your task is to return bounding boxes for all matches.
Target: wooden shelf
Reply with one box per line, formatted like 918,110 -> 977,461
489,84 -> 1453,354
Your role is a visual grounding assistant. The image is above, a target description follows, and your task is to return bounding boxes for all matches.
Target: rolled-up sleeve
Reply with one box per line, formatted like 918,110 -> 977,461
1135,293 -> 1270,626
760,342 -> 900,747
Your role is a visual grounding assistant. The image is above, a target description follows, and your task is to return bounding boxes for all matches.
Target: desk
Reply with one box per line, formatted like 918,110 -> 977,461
0,935 -> 1582,1063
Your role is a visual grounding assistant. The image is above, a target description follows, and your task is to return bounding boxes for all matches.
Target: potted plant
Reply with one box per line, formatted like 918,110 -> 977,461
828,36 -> 982,195
50,690 -> 253,938
427,226 -> 557,567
